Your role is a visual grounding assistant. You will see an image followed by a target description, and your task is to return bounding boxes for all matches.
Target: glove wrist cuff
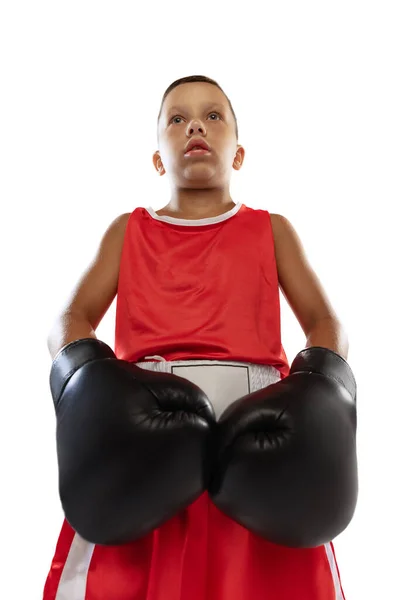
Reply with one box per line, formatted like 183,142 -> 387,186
50,338 -> 116,405
290,346 -> 357,400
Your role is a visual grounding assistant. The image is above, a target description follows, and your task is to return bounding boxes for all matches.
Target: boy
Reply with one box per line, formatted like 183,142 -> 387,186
43,75 -> 357,599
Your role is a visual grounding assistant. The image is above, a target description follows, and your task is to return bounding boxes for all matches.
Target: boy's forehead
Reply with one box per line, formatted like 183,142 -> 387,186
163,83 -> 229,114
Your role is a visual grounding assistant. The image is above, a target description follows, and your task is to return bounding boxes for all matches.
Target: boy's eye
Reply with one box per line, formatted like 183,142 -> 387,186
170,112 -> 221,125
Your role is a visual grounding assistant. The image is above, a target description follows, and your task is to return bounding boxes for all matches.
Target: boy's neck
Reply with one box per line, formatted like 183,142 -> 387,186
157,189 -> 236,220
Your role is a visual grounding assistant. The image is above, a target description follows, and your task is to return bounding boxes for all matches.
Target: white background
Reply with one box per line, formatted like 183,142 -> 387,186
1,1 -> 399,598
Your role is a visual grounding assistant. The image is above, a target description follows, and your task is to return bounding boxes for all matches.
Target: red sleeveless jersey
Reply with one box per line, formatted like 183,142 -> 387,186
43,202 -> 346,600
115,203 -> 290,378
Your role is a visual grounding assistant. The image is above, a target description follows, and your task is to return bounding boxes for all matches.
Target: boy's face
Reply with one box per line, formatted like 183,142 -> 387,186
154,82 -> 244,188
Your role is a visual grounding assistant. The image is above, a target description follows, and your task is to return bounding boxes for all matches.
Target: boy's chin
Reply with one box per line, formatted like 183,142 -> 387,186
180,165 -> 219,187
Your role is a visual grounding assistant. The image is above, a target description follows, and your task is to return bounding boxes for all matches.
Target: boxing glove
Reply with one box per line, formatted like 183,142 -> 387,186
50,338 -> 216,545
209,346 -> 358,548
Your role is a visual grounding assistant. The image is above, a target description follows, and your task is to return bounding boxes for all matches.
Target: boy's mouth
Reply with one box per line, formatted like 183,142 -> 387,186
184,147 -> 211,157
184,139 -> 211,156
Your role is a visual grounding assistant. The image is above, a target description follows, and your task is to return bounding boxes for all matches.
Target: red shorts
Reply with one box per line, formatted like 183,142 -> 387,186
43,491 -> 346,600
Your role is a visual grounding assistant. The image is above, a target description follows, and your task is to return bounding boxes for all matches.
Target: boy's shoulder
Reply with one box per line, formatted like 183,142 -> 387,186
113,212 -> 132,232
268,212 -> 303,255
118,212 -> 132,223
99,212 -> 131,249
269,213 -> 285,241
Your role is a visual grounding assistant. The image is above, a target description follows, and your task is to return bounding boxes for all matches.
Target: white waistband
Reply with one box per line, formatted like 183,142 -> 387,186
135,358 -> 281,420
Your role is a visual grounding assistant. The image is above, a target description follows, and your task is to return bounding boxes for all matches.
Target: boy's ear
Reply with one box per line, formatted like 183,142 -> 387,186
153,151 -> 165,176
233,146 -> 245,171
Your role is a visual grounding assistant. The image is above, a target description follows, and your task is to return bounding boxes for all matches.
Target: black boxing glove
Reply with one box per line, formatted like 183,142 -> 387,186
50,338 -> 216,545
209,346 -> 358,548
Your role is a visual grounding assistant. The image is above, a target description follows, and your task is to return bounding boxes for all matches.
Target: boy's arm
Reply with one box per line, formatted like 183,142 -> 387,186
47,212 -> 131,359
270,213 -> 349,359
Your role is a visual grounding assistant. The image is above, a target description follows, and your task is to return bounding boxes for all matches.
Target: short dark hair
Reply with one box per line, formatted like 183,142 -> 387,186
157,75 -> 238,139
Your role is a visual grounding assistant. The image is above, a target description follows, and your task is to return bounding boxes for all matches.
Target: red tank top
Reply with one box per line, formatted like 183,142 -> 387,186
115,202 -> 290,379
